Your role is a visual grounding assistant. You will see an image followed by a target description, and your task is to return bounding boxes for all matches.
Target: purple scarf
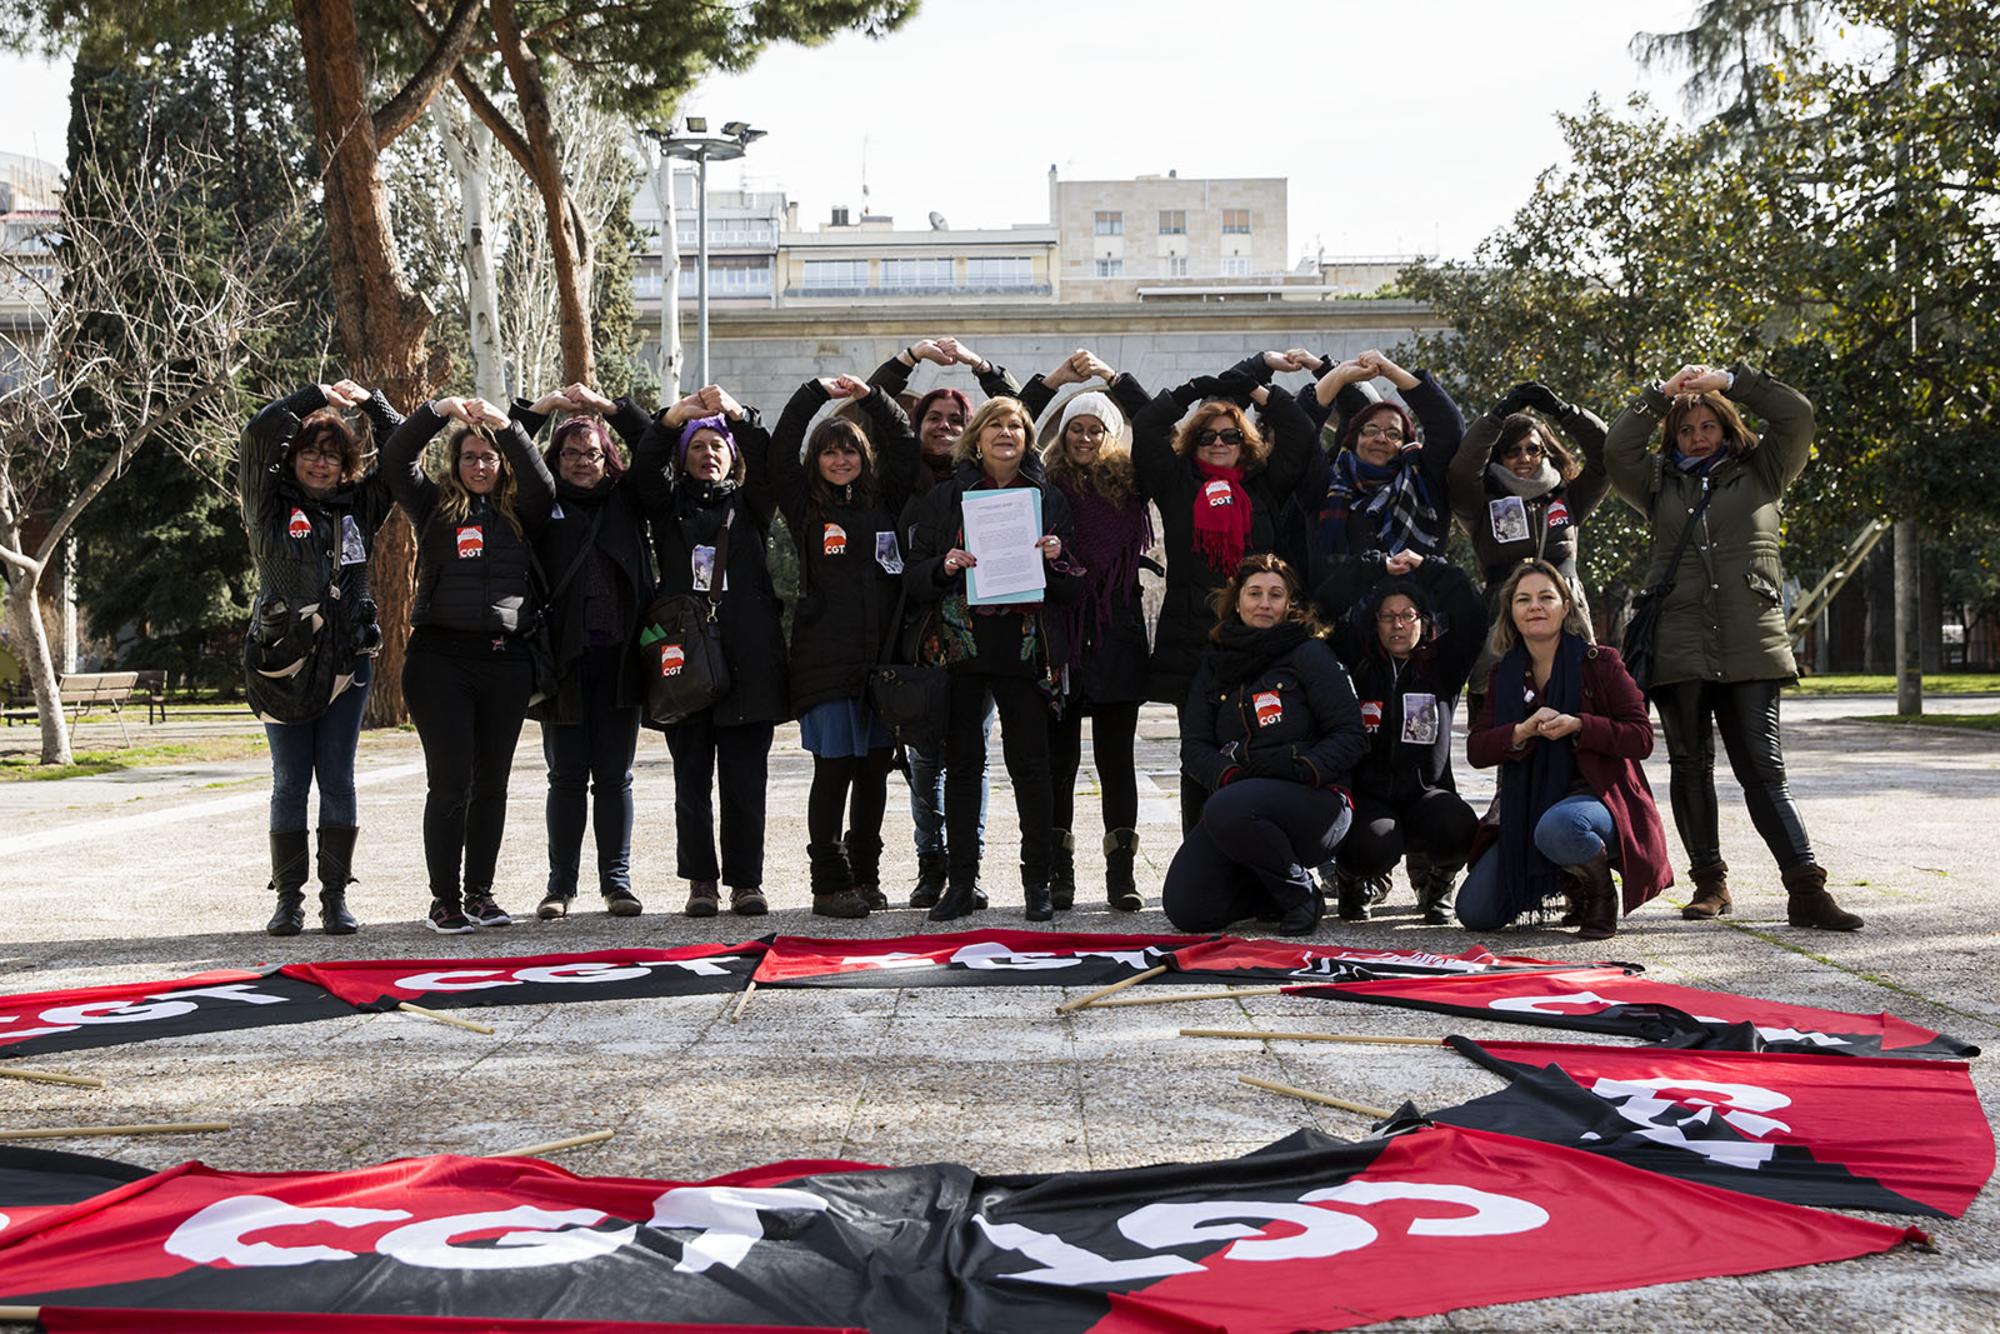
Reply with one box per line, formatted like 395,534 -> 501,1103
1057,479 -> 1151,674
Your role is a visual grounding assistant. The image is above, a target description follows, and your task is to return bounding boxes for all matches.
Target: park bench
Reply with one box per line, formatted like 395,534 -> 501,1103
0,670 -> 142,743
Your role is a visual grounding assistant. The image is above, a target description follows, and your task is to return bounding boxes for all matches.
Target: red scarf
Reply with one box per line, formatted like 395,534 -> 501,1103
1192,461 -> 1252,575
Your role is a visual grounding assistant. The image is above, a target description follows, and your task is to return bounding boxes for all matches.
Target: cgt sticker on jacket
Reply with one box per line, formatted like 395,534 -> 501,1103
455,526 -> 484,559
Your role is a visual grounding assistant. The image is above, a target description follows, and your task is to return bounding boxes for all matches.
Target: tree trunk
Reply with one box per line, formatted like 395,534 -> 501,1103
434,100 -> 507,403
4,563 -> 70,766
1894,519 -> 1922,714
490,0 -> 595,384
292,0 -> 444,727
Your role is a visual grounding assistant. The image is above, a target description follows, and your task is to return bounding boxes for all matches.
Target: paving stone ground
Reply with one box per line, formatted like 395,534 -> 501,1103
1,695 -> 1997,1330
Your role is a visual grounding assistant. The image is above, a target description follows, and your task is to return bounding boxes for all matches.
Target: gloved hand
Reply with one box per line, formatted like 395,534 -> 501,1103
1247,747 -> 1298,780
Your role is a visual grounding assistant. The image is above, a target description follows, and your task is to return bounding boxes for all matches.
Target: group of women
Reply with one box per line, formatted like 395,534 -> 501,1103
240,339 -> 1863,943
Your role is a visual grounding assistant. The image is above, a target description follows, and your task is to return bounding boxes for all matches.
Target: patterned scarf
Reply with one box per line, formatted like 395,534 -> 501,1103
1057,479 -> 1151,675
1191,461 -> 1253,575
1322,445 -> 1441,556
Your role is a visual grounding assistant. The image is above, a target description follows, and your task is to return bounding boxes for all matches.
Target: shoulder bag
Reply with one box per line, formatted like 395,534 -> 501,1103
636,505 -> 735,726
1622,478 -> 1716,698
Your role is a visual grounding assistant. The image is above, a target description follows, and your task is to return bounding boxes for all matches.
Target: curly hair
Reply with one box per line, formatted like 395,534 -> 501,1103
1174,400 -> 1270,473
1207,552 -> 1326,639
288,410 -> 368,486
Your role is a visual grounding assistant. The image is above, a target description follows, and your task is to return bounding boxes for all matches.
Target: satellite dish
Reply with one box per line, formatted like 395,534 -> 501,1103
928,211 -> 948,231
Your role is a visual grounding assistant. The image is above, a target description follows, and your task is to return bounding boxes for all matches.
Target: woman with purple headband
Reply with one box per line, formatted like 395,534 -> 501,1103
628,384 -> 787,918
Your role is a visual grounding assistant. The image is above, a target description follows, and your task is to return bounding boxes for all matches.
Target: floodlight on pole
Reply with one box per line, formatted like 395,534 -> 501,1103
639,118 -> 765,390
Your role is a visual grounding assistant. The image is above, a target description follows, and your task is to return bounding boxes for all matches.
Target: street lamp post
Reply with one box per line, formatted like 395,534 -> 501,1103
640,118 -> 766,391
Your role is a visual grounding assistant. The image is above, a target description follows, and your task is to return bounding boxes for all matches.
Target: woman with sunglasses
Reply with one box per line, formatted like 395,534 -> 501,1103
1131,352 -> 1319,828
1306,349 -> 1465,563
381,393 -> 557,933
1448,381 -> 1611,718
510,383 -> 657,921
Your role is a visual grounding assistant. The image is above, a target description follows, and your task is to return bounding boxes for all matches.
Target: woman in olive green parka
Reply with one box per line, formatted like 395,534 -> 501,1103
1604,362 -> 1861,933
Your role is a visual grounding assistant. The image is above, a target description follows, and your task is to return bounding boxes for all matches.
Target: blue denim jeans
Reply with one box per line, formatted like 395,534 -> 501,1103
1455,795 -> 1615,931
265,658 -> 371,831
907,696 -> 993,856
542,645 -> 642,896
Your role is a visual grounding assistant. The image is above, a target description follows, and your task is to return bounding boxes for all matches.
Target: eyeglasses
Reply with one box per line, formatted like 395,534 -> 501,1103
461,454 -> 502,469
1501,442 -> 1544,460
1358,424 -> 1406,443
1375,609 -> 1420,625
1196,428 -> 1245,447
294,446 -> 341,464
560,449 -> 605,464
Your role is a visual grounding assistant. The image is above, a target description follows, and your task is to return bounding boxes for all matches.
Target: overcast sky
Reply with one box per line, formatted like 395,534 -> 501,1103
0,0 -> 1703,261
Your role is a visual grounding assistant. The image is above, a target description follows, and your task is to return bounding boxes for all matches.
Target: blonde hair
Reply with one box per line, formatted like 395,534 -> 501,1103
953,397 -> 1037,467
1040,390 -> 1137,508
434,426 -> 523,537
1485,559 -> 1591,658
1174,400 -> 1270,473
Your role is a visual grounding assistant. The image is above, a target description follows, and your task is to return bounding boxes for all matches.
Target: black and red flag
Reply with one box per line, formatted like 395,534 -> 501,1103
0,969 -> 358,1062
0,1130 -> 1925,1331
1290,965 -> 1981,1058
34,1308 -> 863,1333
1165,938 -> 1582,984
280,943 -> 765,1012
752,930 -> 1203,989
1424,1038 -> 1993,1218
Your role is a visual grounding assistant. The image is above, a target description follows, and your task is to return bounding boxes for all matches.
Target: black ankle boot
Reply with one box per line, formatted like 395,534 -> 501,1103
910,851 -> 948,909
844,830 -> 888,911
928,862 -> 981,922
1104,828 -> 1142,911
1333,866 -> 1370,921
265,829 -> 310,937
1048,830 -> 1075,911
1277,878 -> 1323,936
1023,864 -> 1054,923
1415,861 -> 1460,927
316,826 -> 361,935
810,841 -> 870,919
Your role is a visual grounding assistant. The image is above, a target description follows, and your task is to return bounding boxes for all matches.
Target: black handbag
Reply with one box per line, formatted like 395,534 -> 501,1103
522,505 -> 605,722
866,583 -> 950,747
1623,479 -> 1715,697
637,506 -> 735,726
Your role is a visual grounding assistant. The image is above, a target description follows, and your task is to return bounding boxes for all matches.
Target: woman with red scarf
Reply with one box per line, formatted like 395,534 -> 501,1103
1131,353 -> 1319,828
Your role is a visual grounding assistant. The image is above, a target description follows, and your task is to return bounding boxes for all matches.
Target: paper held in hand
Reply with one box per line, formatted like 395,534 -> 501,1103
962,487 -> 1046,605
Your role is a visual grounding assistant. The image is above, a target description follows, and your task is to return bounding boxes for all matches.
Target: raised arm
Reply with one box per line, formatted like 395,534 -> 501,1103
1450,400 -> 1506,528
855,380 -> 920,515
378,397 -> 452,528
1418,558 -> 1489,697
240,384 -> 330,520
627,390 -> 711,519
1256,376 -> 1318,497
769,379 -> 831,524
1727,365 -> 1815,494
1603,386 -> 1666,515
495,403 -> 556,532
724,390 -> 777,529
1019,347 -> 1121,421
1556,397 -> 1612,521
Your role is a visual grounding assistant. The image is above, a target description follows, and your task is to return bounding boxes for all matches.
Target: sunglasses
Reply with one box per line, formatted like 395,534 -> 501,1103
1196,428 -> 1246,447
1501,442 -> 1545,460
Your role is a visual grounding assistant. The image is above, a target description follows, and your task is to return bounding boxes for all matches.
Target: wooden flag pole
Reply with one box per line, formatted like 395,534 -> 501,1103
495,1129 -> 615,1158
0,1065 -> 104,1089
1084,985 -> 1289,1009
729,980 -> 757,1024
1182,1029 -> 1441,1047
1238,1075 -> 1395,1121
0,1121 -> 231,1141
398,1001 -> 495,1035
1055,964 -> 1169,1015
0,1306 -> 39,1323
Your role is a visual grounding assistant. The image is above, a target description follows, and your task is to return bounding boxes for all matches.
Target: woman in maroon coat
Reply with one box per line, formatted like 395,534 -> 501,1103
1456,560 -> 1671,940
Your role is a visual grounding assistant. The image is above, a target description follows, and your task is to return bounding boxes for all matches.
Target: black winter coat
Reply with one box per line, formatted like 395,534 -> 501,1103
1300,369 -> 1466,562
1181,633 -> 1368,794
515,398 -> 658,724
380,404 -> 556,636
627,408 -> 789,728
1318,556 -> 1485,803
771,381 -> 920,714
239,385 -> 399,723
1133,365 -> 1318,708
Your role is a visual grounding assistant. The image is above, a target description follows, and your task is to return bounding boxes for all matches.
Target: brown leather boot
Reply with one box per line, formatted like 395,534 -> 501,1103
1783,862 -> 1863,931
1683,860 -> 1731,920
1561,849 -> 1618,941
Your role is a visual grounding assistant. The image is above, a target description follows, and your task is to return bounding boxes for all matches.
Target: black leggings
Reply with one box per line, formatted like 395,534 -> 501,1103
1162,779 -> 1351,932
403,645 -> 535,898
808,748 -> 895,846
1335,789 -> 1479,877
1652,678 -> 1813,872
1048,700 -> 1141,834
948,673 -> 1053,882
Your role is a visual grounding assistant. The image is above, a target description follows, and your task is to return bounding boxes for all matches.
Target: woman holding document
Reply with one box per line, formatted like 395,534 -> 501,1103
905,397 -> 1081,924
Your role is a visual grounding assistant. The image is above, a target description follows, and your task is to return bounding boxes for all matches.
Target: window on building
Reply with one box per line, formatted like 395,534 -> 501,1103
1158,210 -> 1186,235
1221,209 -> 1251,234
880,257 -> 956,289
1093,211 -> 1123,236
1095,258 -> 1124,277
801,259 -> 869,290
965,256 -> 1034,288
1166,255 -> 1188,277
1220,255 -> 1251,277
676,257 -> 775,296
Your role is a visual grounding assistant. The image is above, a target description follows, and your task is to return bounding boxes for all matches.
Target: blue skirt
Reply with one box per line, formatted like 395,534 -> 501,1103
798,697 -> 891,758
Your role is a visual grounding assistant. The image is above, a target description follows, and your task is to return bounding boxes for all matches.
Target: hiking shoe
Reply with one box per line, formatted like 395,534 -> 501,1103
602,886 -> 643,917
814,888 -> 871,919
730,884 -> 769,916
685,879 -> 720,918
427,899 -> 475,934
537,891 -> 575,921
464,891 -> 512,928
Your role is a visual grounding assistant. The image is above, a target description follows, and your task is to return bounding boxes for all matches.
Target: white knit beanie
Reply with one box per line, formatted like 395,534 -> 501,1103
1057,390 -> 1124,440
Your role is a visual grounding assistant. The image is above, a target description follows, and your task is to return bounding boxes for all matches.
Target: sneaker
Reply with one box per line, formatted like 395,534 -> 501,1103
464,891 -> 512,928
537,890 -> 575,921
685,879 -> 720,918
427,899 -> 475,934
730,884 -> 768,916
602,885 -> 643,917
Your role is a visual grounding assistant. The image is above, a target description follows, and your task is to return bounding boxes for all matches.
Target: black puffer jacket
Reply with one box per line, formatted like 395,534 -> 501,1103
1302,369 -> 1466,561
380,403 -> 556,635
1318,556 -> 1485,802
1181,629 -> 1367,794
1132,363 -> 1318,708
627,407 -> 788,728
239,385 -> 400,723
515,398 -> 657,724
1448,404 -> 1610,592
771,381 -> 920,715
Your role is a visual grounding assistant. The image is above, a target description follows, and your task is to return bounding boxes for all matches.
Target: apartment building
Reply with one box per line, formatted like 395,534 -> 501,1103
777,206 -> 1058,306
1049,169 -> 1289,302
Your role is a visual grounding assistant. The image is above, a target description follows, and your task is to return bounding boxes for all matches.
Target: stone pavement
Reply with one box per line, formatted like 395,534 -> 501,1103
1,697 -> 1998,1330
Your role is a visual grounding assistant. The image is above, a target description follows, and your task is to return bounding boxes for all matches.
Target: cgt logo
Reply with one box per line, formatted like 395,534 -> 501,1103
287,508 -> 312,540
836,943 -> 1165,973
1360,700 -> 1383,732
392,957 -> 747,992
1203,479 -> 1234,508
1253,690 -> 1283,727
0,984 -> 297,1045
1546,498 -> 1570,529
823,522 -> 847,556
455,526 -> 484,559
659,644 -> 685,677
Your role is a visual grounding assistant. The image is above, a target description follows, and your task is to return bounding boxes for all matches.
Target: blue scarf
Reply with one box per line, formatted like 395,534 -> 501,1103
1491,633 -> 1587,921
1320,446 -> 1441,557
